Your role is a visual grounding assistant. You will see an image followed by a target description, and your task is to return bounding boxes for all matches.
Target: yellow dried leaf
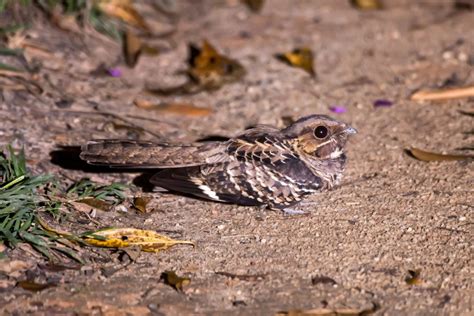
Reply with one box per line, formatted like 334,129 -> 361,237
96,0 -> 149,31
407,147 -> 474,162
37,216 -> 74,239
161,271 -> 191,292
187,40 -> 246,88
133,196 -> 152,213
350,0 -> 383,10
276,47 -> 315,77
82,228 -> 194,252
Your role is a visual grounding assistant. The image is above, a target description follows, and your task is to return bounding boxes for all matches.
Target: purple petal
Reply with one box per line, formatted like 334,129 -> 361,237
329,105 -> 347,113
373,99 -> 393,107
108,68 -> 122,78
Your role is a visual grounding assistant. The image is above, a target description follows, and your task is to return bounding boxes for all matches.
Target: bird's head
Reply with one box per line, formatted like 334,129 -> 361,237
282,114 -> 357,185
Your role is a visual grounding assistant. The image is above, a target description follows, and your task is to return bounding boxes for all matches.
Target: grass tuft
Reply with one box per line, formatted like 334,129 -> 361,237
0,145 -> 127,262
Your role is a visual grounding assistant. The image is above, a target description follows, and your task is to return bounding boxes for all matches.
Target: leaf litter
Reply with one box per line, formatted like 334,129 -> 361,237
276,47 -> 316,77
0,145 -> 191,263
161,270 -> 191,292
146,40 -> 246,95
406,147 -> 473,162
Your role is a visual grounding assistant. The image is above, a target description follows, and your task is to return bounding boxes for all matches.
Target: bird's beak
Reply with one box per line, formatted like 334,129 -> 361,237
343,126 -> 357,135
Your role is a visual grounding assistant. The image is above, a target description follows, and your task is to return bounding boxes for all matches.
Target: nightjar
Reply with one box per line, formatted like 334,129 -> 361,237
80,115 -> 356,213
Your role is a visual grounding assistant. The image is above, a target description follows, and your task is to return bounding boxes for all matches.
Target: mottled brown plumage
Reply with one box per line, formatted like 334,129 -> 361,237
80,115 -> 356,212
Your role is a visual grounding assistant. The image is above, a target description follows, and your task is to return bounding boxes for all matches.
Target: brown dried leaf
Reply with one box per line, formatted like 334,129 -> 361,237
406,147 -> 474,162
133,196 -> 152,213
134,99 -> 213,117
76,197 -> 113,212
242,0 -> 265,12
17,280 -> 56,292
161,271 -> 191,292
405,269 -> 422,285
276,47 -> 315,77
82,228 -> 194,252
123,30 -> 142,67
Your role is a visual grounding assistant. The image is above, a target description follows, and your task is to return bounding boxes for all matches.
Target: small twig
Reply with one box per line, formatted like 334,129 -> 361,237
411,86 -> 474,101
52,110 -> 164,139
436,227 -> 467,234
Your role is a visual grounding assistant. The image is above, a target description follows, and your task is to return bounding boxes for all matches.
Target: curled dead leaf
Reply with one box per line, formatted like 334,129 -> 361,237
123,30 -> 142,67
81,228 -> 194,252
405,269 -> 422,285
411,86 -> 474,101
133,196 -> 152,213
276,47 -> 315,77
161,271 -> 191,292
406,147 -> 474,162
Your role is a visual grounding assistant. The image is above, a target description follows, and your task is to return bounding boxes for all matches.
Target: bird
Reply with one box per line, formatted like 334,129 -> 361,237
80,114 -> 357,214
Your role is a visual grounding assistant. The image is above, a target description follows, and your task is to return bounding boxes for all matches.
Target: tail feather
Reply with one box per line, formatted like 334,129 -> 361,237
80,140 -> 219,168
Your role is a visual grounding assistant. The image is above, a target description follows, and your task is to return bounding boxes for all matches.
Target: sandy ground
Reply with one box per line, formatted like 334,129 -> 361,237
0,0 -> 473,315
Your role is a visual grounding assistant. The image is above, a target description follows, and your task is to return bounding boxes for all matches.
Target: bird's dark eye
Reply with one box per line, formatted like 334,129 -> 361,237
314,126 -> 328,139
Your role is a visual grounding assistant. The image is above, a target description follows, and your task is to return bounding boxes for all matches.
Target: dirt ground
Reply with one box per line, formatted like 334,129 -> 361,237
1,0 -> 473,315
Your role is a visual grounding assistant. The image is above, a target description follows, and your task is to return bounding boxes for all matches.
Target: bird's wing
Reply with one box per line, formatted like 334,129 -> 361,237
80,139 -> 229,168
226,126 -> 297,165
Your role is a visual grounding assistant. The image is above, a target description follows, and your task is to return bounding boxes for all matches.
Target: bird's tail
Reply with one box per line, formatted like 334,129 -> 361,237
80,139 -> 214,168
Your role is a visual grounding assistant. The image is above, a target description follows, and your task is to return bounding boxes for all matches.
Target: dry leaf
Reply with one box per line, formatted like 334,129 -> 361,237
134,99 -> 213,117
76,197 -> 113,212
161,271 -> 191,292
406,147 -> 474,162
311,275 -> 337,286
122,31 -> 158,67
187,40 -> 246,88
133,196 -> 152,213
123,30 -> 142,67
276,47 -> 315,77
276,302 -> 379,316
17,280 -> 56,292
146,40 -> 245,95
82,228 -> 194,252
242,0 -> 265,12
95,0 -> 149,31
37,216 -> 75,239
411,86 -> 474,101
405,269 -> 422,285
350,0 -> 383,10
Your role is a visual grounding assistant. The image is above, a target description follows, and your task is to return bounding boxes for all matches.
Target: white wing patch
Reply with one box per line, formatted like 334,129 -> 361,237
198,184 -> 221,201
